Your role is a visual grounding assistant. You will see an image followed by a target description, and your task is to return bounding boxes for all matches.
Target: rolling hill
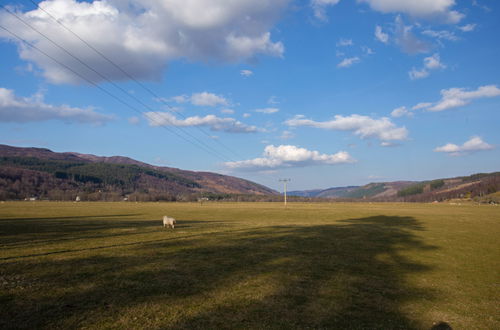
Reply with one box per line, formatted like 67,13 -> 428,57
288,173 -> 500,202
0,144 -> 277,201
1,144 -> 498,203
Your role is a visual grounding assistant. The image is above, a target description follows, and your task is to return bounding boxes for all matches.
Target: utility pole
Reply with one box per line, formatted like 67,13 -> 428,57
279,178 -> 291,206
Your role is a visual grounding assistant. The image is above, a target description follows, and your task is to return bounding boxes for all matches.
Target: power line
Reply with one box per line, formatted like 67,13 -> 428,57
26,0 -> 243,160
1,3 -> 234,162
0,22 -> 229,162
0,4 -> 238,162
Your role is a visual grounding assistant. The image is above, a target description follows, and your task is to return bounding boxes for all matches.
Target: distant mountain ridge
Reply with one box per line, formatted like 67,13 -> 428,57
0,144 -> 277,201
1,145 -> 498,202
289,174 -> 499,202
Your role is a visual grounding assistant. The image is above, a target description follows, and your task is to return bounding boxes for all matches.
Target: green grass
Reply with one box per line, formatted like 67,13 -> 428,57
0,201 -> 499,329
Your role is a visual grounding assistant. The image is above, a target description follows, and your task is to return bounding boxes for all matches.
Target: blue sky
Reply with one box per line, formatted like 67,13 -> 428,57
0,0 -> 499,191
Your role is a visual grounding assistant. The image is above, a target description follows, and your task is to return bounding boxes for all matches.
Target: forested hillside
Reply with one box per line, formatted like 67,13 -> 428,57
0,145 -> 276,201
289,173 -> 500,203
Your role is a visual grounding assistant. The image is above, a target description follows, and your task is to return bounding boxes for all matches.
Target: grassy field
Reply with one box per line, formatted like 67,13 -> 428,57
0,201 -> 498,329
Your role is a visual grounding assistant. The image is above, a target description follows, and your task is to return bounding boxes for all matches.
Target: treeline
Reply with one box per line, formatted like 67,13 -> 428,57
0,156 -> 206,201
2,154 -> 499,203
0,156 -> 199,188
380,175 -> 500,203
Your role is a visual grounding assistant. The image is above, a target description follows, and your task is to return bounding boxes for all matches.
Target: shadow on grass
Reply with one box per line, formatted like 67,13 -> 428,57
0,214 -> 226,247
0,215 -> 437,329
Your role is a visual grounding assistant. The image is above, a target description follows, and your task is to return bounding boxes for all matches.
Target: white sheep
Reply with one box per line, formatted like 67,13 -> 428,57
163,216 -> 176,229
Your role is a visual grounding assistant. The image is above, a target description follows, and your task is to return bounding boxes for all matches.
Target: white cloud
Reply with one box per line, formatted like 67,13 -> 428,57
408,68 -> 430,80
170,95 -> 189,104
0,87 -> 112,124
226,32 -> 284,59
255,107 -> 279,114
311,0 -> 341,21
434,136 -> 494,156
395,16 -> 430,54
358,0 -> 464,24
144,112 -> 257,133
380,141 -> 400,147
221,109 -> 235,115
337,38 -> 353,47
422,29 -> 458,41
0,0 -> 288,84
424,53 -> 446,70
391,106 -> 413,118
375,25 -> 389,44
459,23 -> 476,32
225,144 -> 355,170
409,53 -> 445,80
285,114 -> 408,141
240,69 -> 253,77
424,85 -> 500,111
337,57 -> 360,68
412,102 -> 432,110
243,113 -> 251,118
190,92 -> 229,107
169,92 -> 229,107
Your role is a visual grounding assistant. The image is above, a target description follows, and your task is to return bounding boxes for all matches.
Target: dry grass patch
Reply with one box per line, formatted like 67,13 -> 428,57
1,201 -> 498,329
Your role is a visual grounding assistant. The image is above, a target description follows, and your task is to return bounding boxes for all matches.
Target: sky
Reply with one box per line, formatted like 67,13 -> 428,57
0,0 -> 499,191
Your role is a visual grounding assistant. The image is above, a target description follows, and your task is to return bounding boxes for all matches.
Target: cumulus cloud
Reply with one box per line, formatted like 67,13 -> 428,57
0,0 -> 288,84
337,57 -> 360,68
408,68 -> 429,80
424,53 -> 446,70
420,85 -> 500,111
240,69 -> 253,77
225,144 -> 355,170
0,87 -> 112,124
310,0 -> 341,21
375,25 -> 389,44
409,53 -> 445,80
220,108 -> 235,114
190,92 -> 229,107
169,92 -> 229,107
459,23 -> 476,32
394,16 -> 430,54
412,102 -> 432,110
391,106 -> 413,118
434,136 -> 494,156
285,114 -> 408,141
144,111 -> 257,133
358,0 -> 464,24
255,107 -> 279,114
